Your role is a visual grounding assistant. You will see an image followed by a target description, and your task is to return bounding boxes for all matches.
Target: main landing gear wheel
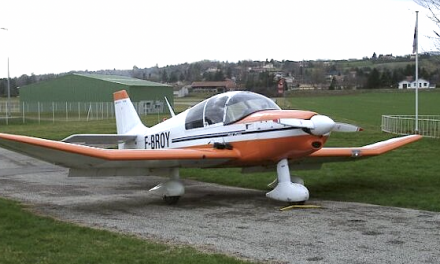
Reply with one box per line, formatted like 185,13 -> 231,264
148,168 -> 185,205
163,196 -> 180,205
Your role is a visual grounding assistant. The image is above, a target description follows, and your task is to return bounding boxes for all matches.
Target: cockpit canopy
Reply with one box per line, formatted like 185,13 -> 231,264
185,91 -> 280,130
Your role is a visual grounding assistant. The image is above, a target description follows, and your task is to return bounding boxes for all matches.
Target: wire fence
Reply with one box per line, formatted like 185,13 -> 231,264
381,115 -> 440,138
0,100 -> 168,125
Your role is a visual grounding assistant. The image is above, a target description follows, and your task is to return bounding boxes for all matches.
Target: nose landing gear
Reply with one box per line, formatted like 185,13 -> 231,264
266,159 -> 309,203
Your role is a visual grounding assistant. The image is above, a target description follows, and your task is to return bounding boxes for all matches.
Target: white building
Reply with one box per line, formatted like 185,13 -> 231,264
398,78 -> 434,89
173,86 -> 189,98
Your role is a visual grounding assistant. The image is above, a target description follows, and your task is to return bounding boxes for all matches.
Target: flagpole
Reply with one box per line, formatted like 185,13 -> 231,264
415,11 -> 419,134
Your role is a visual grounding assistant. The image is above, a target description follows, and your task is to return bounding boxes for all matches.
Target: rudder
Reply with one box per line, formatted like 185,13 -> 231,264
113,90 -> 146,134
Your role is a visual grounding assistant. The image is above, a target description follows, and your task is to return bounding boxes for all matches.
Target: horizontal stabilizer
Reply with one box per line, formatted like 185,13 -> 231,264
62,134 -> 137,146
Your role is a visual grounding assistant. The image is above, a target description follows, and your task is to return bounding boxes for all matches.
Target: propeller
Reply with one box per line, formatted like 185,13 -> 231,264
332,122 -> 363,132
279,115 -> 362,136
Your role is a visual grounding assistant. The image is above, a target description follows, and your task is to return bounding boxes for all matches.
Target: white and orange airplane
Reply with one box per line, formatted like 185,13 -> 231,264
0,90 -> 422,204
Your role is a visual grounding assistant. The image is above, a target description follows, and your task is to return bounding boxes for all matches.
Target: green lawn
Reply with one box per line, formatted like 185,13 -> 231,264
287,89 -> 439,128
0,198 -> 248,264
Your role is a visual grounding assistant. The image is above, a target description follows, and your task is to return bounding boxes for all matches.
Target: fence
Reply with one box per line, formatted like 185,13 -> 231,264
0,100 -> 168,125
381,115 -> 440,138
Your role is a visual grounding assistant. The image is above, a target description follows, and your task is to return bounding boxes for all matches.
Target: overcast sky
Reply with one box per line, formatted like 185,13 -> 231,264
0,0 -> 437,78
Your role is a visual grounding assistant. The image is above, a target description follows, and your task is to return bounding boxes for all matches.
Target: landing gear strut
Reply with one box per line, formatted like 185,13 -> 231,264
149,168 -> 185,205
266,159 -> 309,203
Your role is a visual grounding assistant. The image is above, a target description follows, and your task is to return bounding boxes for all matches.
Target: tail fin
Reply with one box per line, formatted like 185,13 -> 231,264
114,90 -> 146,134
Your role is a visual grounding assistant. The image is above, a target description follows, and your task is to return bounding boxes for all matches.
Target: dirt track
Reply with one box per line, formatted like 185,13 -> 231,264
0,148 -> 439,264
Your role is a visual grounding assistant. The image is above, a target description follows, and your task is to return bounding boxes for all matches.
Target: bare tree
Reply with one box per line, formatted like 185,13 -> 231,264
415,0 -> 440,49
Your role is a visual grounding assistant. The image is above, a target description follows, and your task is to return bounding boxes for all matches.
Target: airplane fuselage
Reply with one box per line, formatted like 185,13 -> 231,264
123,109 -> 328,167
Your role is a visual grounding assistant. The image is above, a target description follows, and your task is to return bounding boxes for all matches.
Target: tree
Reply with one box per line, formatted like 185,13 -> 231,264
380,68 -> 393,88
187,63 -> 202,82
179,72 -> 185,82
415,0 -> 440,49
226,67 -> 232,79
0,79 -> 6,96
309,65 -> 326,85
161,70 -> 168,83
131,65 -> 143,79
169,71 -> 178,83
403,64 -> 414,76
329,77 -> 337,90
366,68 -> 381,88
392,68 -> 405,85
214,70 -> 225,81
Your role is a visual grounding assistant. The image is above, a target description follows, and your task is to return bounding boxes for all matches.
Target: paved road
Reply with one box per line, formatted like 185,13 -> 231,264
0,148 -> 439,264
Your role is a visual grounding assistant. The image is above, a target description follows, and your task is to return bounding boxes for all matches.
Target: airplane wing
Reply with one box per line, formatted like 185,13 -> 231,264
62,134 -> 137,146
0,133 -> 240,176
295,134 -> 422,167
241,135 -> 422,173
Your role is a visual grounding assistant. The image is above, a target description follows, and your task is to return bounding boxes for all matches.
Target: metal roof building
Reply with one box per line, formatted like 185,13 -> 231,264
19,73 -> 173,114
19,73 -> 173,103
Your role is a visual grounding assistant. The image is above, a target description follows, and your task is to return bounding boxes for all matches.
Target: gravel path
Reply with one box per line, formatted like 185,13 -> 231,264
0,148 -> 439,264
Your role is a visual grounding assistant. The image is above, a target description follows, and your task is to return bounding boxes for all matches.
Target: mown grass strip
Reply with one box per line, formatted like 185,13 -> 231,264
0,198 -> 251,264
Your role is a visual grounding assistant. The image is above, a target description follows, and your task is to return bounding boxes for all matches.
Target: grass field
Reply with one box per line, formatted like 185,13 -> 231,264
0,198 -> 247,264
337,56 -> 439,72
0,89 -> 439,263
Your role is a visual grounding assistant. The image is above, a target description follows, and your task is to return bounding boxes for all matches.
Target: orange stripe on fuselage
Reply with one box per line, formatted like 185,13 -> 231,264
113,90 -> 129,101
185,134 -> 328,167
230,134 -> 328,166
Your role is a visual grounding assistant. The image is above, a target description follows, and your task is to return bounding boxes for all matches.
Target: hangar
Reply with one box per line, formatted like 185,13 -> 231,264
19,73 -> 173,114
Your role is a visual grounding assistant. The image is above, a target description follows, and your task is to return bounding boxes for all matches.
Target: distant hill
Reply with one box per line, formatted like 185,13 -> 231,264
1,54 -> 439,97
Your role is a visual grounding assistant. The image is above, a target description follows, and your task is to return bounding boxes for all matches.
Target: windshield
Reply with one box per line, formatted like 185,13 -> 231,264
204,95 -> 228,125
185,91 -> 280,129
185,100 -> 207,129
224,92 -> 280,124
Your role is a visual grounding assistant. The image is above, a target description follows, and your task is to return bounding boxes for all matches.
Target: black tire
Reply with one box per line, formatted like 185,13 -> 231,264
163,196 -> 180,205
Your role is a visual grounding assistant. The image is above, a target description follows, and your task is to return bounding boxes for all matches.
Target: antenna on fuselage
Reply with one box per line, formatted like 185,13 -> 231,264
164,97 -> 175,117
